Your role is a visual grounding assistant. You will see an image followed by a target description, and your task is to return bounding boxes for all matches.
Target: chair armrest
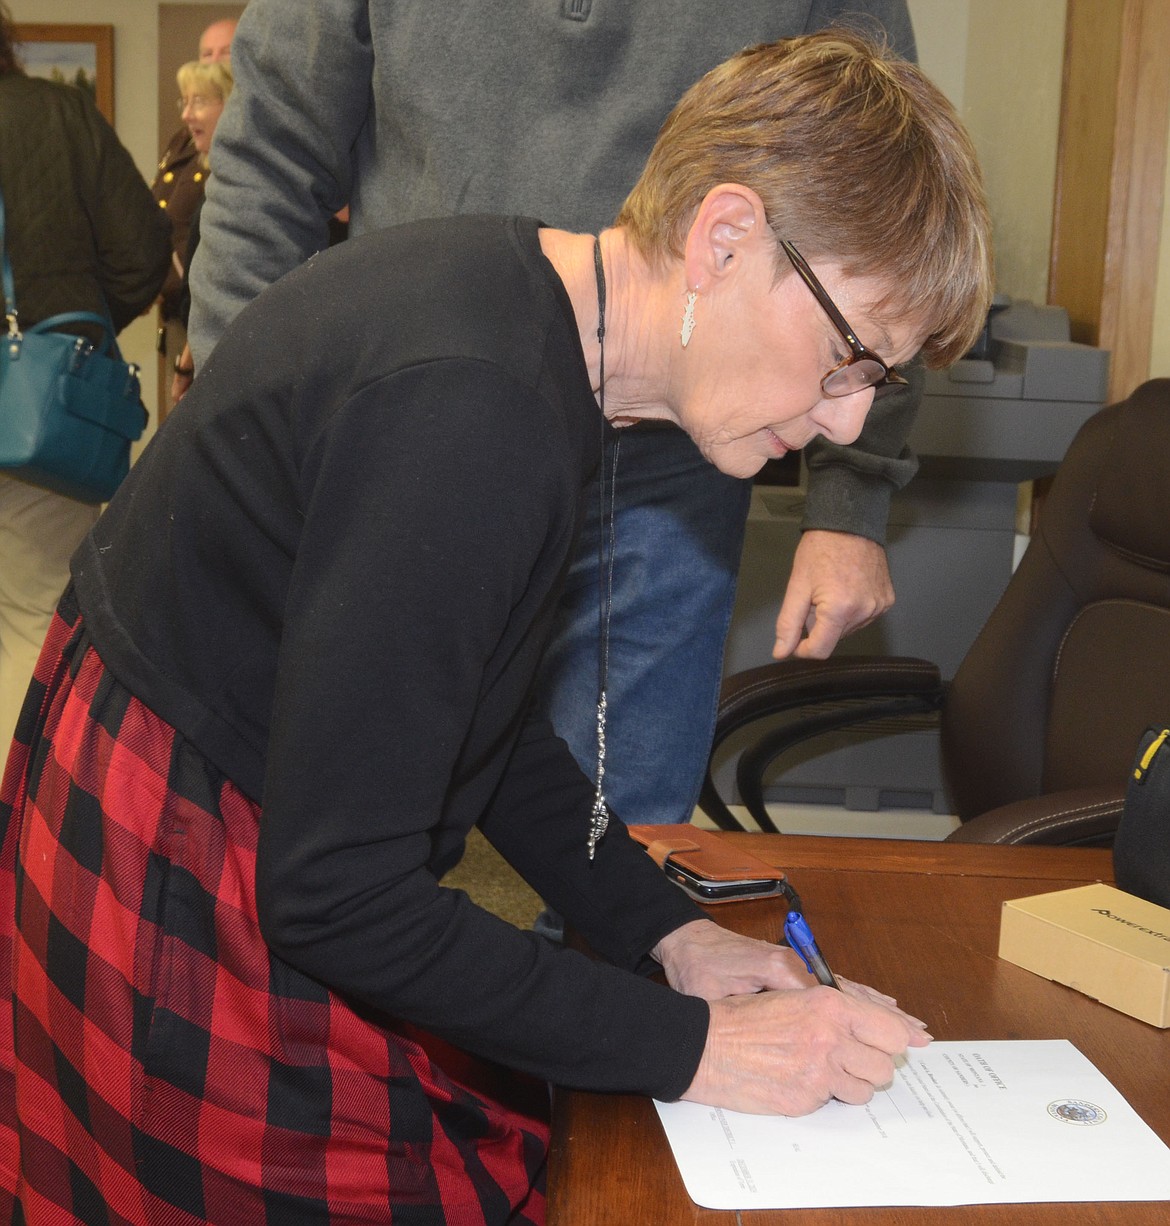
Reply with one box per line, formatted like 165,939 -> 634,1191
944,782 -> 1124,846
699,657 -> 944,832
716,657 -> 943,733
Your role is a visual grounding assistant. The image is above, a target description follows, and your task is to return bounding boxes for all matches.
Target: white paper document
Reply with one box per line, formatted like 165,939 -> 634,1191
654,1040 -> 1170,1209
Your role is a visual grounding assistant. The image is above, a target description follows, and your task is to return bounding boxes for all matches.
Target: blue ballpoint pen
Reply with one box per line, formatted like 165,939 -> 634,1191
783,909 -> 841,990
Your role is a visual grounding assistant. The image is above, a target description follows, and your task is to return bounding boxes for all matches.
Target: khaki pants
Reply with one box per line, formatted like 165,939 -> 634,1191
0,474 -> 98,747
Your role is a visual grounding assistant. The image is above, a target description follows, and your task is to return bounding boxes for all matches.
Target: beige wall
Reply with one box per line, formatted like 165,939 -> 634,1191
959,1 -> 1067,304
910,0 -> 1067,305
913,0 -> 1169,380
11,0 -> 1167,387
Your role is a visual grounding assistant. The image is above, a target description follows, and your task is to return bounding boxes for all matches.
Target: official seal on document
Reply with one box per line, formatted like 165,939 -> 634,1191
1048,1099 -> 1108,1125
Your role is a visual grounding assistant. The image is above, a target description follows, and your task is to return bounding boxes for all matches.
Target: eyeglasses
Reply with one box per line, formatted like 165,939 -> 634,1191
176,95 -> 219,114
781,240 -> 908,400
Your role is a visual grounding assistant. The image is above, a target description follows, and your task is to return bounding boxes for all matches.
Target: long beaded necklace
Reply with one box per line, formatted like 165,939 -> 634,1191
588,235 -> 620,860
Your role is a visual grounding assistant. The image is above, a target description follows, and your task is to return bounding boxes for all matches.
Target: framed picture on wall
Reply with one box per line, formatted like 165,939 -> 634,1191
14,24 -> 114,123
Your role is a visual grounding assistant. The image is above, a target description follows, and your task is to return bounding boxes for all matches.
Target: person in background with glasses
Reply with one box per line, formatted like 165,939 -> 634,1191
168,59 -> 234,405
151,18 -> 236,418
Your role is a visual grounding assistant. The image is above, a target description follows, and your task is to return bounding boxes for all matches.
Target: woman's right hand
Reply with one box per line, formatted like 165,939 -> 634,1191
681,986 -> 931,1117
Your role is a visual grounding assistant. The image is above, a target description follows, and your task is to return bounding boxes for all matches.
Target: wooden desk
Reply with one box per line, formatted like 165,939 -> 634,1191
548,835 -> 1170,1225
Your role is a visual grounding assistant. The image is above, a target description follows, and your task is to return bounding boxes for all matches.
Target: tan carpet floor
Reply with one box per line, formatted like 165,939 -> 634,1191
441,827 -> 545,929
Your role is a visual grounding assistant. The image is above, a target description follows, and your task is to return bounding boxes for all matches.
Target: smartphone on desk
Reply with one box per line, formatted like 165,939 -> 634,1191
626,823 -> 798,906
664,860 -> 796,904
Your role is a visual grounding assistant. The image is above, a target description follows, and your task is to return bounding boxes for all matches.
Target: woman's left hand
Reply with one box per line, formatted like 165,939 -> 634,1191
654,918 -> 809,997
653,918 -> 928,1030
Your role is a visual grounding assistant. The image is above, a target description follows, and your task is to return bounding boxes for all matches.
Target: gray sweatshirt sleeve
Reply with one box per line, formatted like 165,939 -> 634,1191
800,363 -> 923,545
187,0 -> 370,365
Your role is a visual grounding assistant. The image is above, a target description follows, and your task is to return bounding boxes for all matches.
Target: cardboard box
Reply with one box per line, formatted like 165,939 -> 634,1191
999,883 -> 1170,1028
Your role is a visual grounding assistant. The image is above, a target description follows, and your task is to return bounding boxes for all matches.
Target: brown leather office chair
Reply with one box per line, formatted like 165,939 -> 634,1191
699,378 -> 1170,844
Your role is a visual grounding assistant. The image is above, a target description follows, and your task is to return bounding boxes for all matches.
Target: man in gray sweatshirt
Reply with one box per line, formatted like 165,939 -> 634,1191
189,0 -> 922,828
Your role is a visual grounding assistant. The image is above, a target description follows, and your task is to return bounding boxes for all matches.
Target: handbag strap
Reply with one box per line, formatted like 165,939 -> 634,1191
0,186 -> 17,334
32,311 -> 115,356
0,184 -> 120,349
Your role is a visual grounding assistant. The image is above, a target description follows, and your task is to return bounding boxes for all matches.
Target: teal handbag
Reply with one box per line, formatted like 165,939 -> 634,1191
0,188 -> 147,503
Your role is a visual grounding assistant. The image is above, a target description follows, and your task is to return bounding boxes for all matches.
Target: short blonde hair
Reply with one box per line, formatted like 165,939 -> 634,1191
616,30 -> 993,368
176,59 -> 234,166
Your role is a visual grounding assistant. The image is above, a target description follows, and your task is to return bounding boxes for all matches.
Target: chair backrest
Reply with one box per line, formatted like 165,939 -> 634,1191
942,379 -> 1170,821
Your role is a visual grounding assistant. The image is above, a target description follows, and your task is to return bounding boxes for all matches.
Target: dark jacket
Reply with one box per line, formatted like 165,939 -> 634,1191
0,73 -> 170,335
151,127 -> 205,318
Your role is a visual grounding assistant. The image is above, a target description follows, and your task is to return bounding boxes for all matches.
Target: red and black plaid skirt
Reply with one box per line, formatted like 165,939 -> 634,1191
0,590 -> 548,1224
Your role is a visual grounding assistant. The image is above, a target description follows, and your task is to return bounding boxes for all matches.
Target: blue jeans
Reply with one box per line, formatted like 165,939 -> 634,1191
532,424 -> 753,825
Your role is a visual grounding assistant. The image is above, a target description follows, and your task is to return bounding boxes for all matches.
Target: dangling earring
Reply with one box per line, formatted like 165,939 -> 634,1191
680,290 -> 697,347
